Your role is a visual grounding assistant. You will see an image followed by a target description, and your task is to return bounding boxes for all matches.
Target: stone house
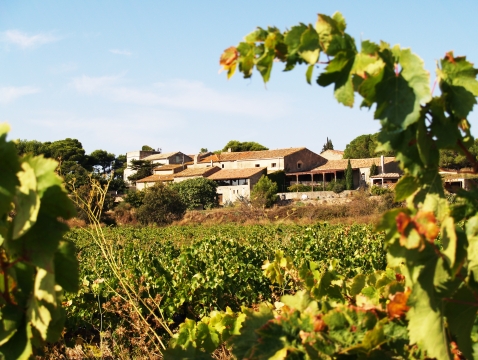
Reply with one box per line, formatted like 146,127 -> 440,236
207,167 -> 267,205
123,149 -> 161,184
194,147 -> 325,174
287,156 -> 401,189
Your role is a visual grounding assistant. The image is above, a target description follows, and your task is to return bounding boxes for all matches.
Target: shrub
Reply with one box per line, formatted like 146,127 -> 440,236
287,183 -> 312,192
370,185 -> 391,195
251,175 -> 278,208
136,183 -> 186,225
169,177 -> 218,210
124,189 -> 145,208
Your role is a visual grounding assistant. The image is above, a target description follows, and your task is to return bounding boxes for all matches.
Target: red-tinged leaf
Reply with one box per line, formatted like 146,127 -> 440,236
219,47 -> 238,69
396,212 -> 411,235
387,288 -> 411,319
413,211 -> 439,241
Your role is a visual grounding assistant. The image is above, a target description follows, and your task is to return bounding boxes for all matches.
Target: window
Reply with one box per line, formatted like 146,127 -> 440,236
255,164 -> 260,167
271,163 -> 277,168
297,162 -> 302,169
221,164 -> 225,168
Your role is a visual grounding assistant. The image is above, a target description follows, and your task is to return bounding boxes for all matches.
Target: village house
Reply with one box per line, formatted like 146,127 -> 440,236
287,155 -> 401,190
123,149 -> 161,184
193,147 -> 325,174
206,167 -> 267,205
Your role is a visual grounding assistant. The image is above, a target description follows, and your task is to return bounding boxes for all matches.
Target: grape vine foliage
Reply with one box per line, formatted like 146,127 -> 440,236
0,124 -> 78,359
217,12 -> 478,360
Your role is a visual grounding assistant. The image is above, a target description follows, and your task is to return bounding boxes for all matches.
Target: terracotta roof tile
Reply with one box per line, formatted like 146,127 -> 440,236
312,157 -> 396,171
319,149 -> 344,160
136,174 -> 175,183
207,167 -> 267,180
153,164 -> 185,171
199,147 -> 307,163
173,167 -> 220,178
143,151 -> 185,161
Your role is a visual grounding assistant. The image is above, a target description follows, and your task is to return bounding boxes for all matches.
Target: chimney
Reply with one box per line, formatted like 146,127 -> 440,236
381,155 -> 385,174
228,148 -> 231,152
194,154 -> 198,166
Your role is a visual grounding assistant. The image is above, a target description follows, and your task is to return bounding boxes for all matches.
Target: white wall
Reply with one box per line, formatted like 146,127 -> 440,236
217,185 -> 250,204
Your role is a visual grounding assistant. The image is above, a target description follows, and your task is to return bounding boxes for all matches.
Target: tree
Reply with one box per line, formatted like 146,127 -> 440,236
345,159 -> 353,190
251,175 -> 278,208
89,149 -> 116,175
200,148 -> 208,153
343,133 -> 395,159
369,163 -> 378,176
136,183 -> 186,225
169,178 -> 218,210
127,159 -> 153,184
142,145 -> 154,151
217,11 -> 478,359
321,137 -> 334,152
221,140 -> 268,152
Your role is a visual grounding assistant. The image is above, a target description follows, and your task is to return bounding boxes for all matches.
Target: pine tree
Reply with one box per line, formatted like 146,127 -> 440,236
345,159 -> 353,190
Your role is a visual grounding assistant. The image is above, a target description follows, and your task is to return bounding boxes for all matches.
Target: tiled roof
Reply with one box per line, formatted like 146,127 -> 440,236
136,174 -> 175,183
199,148 -> 307,163
143,151 -> 182,161
153,164 -> 185,171
207,167 -> 267,180
174,166 -> 220,178
312,157 -> 396,171
370,173 -> 401,179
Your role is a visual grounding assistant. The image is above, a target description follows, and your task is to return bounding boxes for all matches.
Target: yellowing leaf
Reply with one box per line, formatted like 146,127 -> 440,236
387,288 -> 411,319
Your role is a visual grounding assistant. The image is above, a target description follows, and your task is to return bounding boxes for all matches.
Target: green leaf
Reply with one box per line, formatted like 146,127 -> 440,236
349,274 -> 366,296
54,240 -> 79,293
445,286 -> 477,360
284,24 -> 307,55
0,323 -> 33,360
230,304 -> 274,360
306,64 -> 314,85
438,53 -> 478,119
407,259 -> 451,360
299,26 -> 320,64
440,217 -> 457,269
255,50 -> 274,83
12,161 -> 40,240
0,305 -> 23,347
395,175 -> 419,201
0,123 -> 21,218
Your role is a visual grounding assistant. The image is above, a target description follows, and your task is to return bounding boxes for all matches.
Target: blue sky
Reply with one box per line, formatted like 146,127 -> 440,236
1,1 -> 477,156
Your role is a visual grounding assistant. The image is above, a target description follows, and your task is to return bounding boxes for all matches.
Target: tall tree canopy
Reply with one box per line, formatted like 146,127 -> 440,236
221,140 -> 268,152
343,133 -> 395,159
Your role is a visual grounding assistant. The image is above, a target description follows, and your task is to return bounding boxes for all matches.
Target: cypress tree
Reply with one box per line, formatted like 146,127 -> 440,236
345,159 -> 353,190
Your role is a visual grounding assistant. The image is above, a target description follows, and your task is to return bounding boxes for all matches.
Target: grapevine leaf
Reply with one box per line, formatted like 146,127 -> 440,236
298,25 -> 320,64
315,14 -> 342,53
349,273 -> 366,296
407,259 -> 451,360
27,269 -> 56,340
229,304 -> 274,359
438,52 -> 478,119
395,175 -> 419,201
12,161 -> 40,240
0,323 -> 33,360
196,322 -> 220,354
54,240 -> 79,293
440,217 -> 457,269
256,50 -> 274,83
0,123 -> 20,219
284,24 -> 307,55
306,64 -> 314,85
445,286 -> 477,360
237,42 -> 255,78
0,304 -> 22,346
317,51 -> 355,107
244,27 -> 268,43
281,290 -> 316,312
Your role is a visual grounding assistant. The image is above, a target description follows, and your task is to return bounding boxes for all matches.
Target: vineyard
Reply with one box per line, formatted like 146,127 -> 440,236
58,223 -> 386,357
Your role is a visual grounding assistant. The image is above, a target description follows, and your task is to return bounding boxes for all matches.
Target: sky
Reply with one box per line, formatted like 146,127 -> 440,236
1,1 -> 478,157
